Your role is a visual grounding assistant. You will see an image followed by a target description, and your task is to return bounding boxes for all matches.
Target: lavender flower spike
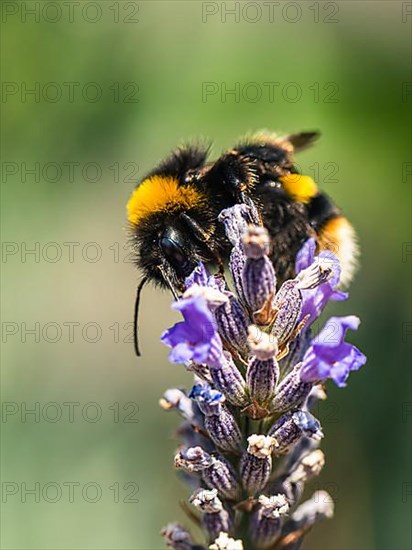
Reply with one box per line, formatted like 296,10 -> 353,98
160,204 -> 365,548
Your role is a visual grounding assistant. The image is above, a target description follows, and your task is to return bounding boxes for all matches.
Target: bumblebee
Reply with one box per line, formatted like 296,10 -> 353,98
127,131 -> 358,354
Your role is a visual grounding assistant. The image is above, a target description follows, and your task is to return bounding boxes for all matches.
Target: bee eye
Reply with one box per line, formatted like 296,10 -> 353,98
160,236 -> 188,271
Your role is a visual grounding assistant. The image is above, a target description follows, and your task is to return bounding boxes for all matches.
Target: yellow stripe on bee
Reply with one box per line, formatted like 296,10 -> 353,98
279,174 -> 318,203
127,175 -> 203,226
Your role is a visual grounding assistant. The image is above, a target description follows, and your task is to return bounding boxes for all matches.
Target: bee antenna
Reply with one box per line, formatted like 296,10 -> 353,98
134,276 -> 148,357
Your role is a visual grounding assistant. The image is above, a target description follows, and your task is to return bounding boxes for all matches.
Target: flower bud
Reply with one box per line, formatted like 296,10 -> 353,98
247,327 -> 279,403
175,447 -> 241,500
289,490 -> 334,529
271,280 -> 302,346
219,204 -> 252,246
240,435 -> 277,494
268,411 -> 323,454
269,363 -> 313,413
242,226 -> 276,323
204,408 -> 243,453
243,225 -> 271,258
190,489 -> 233,544
214,293 -> 250,353
190,488 -> 222,513
229,248 -> 248,307
210,354 -> 248,408
161,522 -> 194,550
174,446 -> 214,473
288,449 -> 326,484
189,384 -> 242,452
203,511 -> 233,545
202,455 -> 242,501
249,494 -> 289,549
160,388 -> 204,427
189,384 -> 225,416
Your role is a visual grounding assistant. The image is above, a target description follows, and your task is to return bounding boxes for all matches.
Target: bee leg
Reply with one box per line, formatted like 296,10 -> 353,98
204,151 -> 255,199
180,212 -> 212,243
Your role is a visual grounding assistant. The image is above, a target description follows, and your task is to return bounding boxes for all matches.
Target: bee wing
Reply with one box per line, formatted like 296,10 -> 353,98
284,131 -> 320,152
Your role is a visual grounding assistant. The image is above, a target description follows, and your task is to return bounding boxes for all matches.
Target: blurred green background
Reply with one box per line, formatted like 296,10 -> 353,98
1,1 -> 411,549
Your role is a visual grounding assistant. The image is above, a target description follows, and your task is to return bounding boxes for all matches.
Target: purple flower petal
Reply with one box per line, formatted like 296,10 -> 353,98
296,239 -> 346,326
295,238 -> 316,273
301,316 -> 366,387
185,262 -> 210,288
313,315 -> 360,346
300,286 -> 348,326
168,342 -> 194,364
189,383 -> 224,405
161,296 -> 224,367
318,250 -> 341,288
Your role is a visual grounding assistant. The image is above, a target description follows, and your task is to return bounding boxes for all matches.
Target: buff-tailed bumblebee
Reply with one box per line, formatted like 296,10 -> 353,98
126,131 -> 358,355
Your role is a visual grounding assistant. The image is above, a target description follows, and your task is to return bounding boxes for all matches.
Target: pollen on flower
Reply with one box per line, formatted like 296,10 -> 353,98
248,326 -> 278,360
190,488 -> 223,513
247,434 -> 278,458
258,494 -> 290,518
209,532 -> 244,550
